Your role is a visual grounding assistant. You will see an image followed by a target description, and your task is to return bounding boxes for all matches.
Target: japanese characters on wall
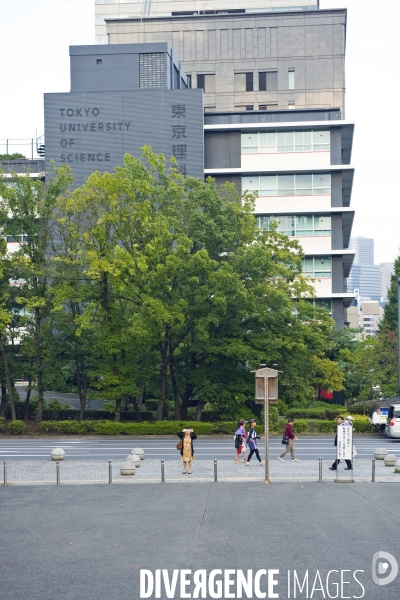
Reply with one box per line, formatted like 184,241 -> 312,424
44,89 -> 204,187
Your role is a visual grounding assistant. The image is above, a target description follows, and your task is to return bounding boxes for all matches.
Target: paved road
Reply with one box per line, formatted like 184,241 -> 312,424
0,434 -> 398,460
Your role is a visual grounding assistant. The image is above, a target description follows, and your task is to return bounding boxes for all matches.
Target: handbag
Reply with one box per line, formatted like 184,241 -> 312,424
176,440 -> 183,451
282,435 -> 289,445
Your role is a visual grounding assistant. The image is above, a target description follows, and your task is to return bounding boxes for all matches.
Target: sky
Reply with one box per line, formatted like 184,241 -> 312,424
0,0 -> 399,264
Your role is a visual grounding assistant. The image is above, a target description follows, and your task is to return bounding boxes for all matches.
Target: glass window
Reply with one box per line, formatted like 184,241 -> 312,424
197,74 -> 215,93
295,215 -> 313,236
139,53 -> 165,88
235,73 -> 253,92
241,130 -> 329,154
295,174 -> 312,195
288,70 -> 295,90
278,175 -> 294,196
256,214 -> 331,237
313,173 -> 331,194
242,176 -> 259,192
260,175 -> 278,196
259,71 -> 277,91
301,256 -> 331,278
314,215 -> 331,235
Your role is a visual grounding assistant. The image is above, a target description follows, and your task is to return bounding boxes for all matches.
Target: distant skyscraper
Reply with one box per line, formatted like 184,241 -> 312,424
379,262 -> 394,305
346,236 -> 381,303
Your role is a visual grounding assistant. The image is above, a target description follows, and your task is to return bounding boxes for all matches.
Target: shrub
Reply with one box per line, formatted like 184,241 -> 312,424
291,419 -> 308,433
8,420 -> 26,434
145,399 -> 158,411
315,416 -> 371,434
0,416 -> 5,430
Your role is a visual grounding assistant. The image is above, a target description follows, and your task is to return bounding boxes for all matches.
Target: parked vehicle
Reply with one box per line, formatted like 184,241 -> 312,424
369,406 -> 388,432
385,404 -> 400,438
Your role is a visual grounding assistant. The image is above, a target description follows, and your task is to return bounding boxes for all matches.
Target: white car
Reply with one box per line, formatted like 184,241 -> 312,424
385,404 -> 400,438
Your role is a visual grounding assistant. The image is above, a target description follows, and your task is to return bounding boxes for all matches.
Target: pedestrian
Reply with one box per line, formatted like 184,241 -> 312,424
278,418 -> 300,462
234,419 -> 247,462
177,428 -> 197,474
329,415 -> 352,471
245,419 -> 265,466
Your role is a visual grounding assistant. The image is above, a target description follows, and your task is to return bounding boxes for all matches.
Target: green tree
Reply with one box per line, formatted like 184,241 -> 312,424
0,165 -> 74,422
380,255 -> 400,333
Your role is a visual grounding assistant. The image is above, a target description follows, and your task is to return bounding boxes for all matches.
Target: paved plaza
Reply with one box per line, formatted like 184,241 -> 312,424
2,456 -> 400,484
1,480 -> 399,600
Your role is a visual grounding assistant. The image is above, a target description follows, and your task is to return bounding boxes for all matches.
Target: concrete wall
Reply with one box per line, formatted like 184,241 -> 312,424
44,89 -> 204,188
106,10 -> 346,114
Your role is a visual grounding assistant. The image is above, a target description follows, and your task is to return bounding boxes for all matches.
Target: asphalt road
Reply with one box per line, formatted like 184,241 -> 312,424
0,434 -> 398,460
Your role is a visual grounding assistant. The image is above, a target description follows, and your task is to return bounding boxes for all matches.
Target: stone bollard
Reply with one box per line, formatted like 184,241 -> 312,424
120,464 -> 135,476
126,454 -> 141,467
384,454 -> 397,467
374,448 -> 388,460
394,459 -> 400,473
51,448 -> 65,461
132,448 -> 145,460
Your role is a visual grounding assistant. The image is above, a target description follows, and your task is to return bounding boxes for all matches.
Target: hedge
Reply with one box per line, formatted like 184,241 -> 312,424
38,420 -> 243,435
287,407 -> 346,420
8,420 -> 26,434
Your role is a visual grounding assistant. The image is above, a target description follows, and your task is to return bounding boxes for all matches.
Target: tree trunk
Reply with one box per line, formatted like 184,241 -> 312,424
34,309 -> 45,423
169,359 -> 181,420
115,398 -> 122,422
194,399 -> 205,421
0,336 -> 16,421
0,386 -> 6,418
131,396 -> 143,422
24,385 -> 32,423
156,342 -> 168,421
180,384 -> 194,420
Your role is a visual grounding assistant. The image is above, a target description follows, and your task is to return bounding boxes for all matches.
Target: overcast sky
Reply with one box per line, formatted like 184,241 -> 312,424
0,0 -> 399,264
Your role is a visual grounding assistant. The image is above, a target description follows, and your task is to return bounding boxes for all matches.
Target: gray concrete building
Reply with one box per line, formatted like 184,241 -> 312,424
106,9 -> 346,114
95,0 -> 320,44
44,43 -> 204,187
346,236 -> 382,304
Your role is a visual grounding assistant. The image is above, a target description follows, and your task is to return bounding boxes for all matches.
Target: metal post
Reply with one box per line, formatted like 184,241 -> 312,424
264,377 -> 269,484
319,458 -> 322,482
56,461 -> 60,485
372,459 -> 376,483
108,460 -> 112,484
214,459 -> 217,482
3,462 -> 7,486
161,459 -> 165,483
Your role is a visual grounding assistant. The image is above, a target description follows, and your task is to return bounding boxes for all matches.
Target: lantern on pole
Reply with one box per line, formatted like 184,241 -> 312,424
252,366 -> 280,484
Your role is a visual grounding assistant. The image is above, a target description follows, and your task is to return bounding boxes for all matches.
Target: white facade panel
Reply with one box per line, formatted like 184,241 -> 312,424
310,278 -> 333,296
295,236 -> 331,254
254,196 -> 331,213
241,152 -> 331,172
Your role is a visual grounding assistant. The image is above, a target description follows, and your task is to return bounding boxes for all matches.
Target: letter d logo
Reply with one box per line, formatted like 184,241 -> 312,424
372,551 -> 398,586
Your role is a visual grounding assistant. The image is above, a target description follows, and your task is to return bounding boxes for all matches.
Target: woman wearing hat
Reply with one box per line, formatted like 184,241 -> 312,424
234,419 -> 248,462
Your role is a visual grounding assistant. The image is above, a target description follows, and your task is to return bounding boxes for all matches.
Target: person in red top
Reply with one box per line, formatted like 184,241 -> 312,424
278,419 -> 300,462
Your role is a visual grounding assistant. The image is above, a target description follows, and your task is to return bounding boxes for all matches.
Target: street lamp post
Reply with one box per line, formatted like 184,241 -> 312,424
253,366 -> 280,484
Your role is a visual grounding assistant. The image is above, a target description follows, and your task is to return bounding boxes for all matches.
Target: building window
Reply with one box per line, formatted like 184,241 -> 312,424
186,74 -> 192,88
96,59 -> 102,65
302,256 -> 332,278
259,71 -> 277,91
197,74 -> 216,93
242,173 -> 331,196
307,298 -> 332,311
241,130 -> 330,153
139,53 -> 165,88
288,101 -> 295,109
234,72 -> 253,92
288,69 -> 295,90
257,214 -> 331,236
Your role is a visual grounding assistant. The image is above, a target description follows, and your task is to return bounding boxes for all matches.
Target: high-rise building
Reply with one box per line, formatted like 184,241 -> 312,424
105,7 -> 345,115
379,261 -> 394,305
95,0 -> 320,44
346,236 -> 381,303
102,5 -> 354,326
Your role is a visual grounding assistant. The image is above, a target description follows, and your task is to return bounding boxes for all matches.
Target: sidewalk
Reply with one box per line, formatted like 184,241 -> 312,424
2,457 -> 400,484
